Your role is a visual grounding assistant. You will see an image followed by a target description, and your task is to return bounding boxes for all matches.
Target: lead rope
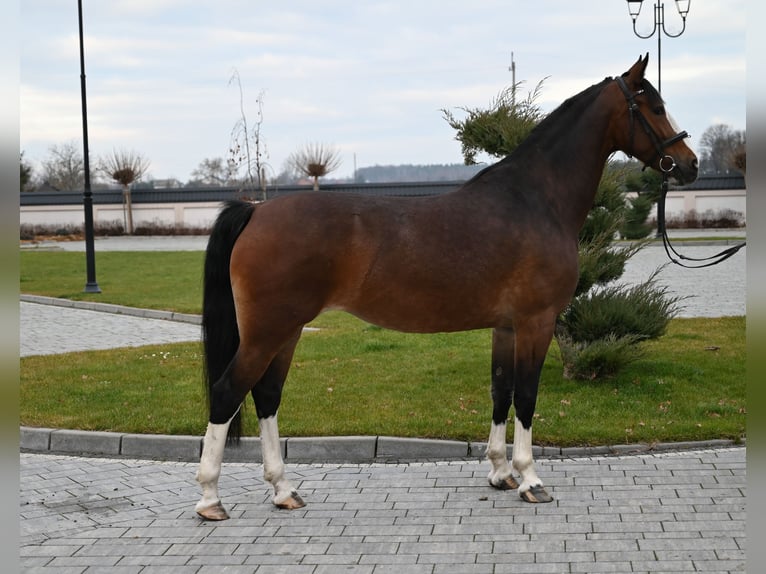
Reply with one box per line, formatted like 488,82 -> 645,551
657,174 -> 746,268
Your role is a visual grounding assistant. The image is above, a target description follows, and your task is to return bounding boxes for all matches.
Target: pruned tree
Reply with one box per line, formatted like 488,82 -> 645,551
41,142 -> 84,191
441,80 -> 547,165
288,142 -> 342,191
99,149 -> 149,234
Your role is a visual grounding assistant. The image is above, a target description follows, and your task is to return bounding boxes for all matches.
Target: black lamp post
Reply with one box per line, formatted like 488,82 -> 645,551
626,1 -> 691,239
77,0 -> 101,293
626,0 -> 691,95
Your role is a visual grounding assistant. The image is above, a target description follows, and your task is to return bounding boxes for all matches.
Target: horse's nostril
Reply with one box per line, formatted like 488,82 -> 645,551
692,158 -> 699,170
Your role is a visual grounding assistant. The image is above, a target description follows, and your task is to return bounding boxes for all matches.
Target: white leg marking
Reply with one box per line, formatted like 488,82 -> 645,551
511,416 -> 542,493
260,414 -> 303,508
195,415 -> 234,518
486,421 -> 516,488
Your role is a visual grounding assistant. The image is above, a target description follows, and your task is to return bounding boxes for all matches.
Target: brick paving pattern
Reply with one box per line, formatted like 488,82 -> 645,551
21,448 -> 745,573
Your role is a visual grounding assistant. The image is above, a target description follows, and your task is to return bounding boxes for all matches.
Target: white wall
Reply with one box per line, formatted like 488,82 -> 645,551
20,189 -> 747,229
20,201 -> 223,229
641,189 -> 746,223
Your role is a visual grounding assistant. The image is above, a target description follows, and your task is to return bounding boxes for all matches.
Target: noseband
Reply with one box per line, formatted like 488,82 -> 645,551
616,76 -> 689,173
615,76 -> 746,268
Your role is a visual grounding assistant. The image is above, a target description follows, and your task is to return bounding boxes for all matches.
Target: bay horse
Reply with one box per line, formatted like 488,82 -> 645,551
195,55 -> 698,520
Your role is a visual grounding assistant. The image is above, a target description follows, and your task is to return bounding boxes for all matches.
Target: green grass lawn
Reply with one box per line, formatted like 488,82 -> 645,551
20,251 -> 205,313
20,309 -> 745,445
20,250 -> 746,445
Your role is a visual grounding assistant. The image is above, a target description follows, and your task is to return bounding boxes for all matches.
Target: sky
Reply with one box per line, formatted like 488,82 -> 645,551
20,0 -> 746,183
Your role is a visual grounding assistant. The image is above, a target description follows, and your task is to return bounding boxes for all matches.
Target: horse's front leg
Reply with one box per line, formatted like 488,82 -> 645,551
511,315 -> 555,503
487,327 -> 520,491
258,414 -> 304,509
511,416 -> 550,502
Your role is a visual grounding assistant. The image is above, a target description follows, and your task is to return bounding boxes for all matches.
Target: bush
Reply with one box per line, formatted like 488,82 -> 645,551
19,223 -> 83,240
133,221 -> 211,236
556,269 -> 683,379
557,333 -> 645,380
662,208 -> 745,229
19,220 -> 211,240
560,269 -> 682,343
96,220 -> 125,236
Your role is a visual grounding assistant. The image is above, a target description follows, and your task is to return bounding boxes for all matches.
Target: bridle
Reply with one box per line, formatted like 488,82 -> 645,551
615,75 -> 746,268
616,75 -> 689,174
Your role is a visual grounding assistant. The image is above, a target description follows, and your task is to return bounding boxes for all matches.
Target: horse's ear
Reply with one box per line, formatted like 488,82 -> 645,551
623,53 -> 650,89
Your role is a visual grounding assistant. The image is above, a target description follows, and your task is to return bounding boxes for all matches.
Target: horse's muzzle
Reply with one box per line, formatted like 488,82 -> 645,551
671,156 -> 699,185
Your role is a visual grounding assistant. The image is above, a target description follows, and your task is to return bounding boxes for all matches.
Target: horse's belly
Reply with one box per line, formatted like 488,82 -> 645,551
337,305 -> 493,334
327,279 -> 500,334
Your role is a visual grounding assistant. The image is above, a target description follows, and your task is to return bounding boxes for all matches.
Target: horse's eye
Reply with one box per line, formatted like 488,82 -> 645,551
653,106 -> 666,116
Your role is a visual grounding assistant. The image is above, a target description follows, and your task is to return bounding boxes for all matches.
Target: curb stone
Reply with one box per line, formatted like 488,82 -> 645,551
20,294 -> 202,325
286,435 -> 377,462
19,426 -> 743,463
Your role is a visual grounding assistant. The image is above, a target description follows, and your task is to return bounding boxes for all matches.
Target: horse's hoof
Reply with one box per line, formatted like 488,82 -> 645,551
196,502 -> 230,521
275,491 -> 306,510
489,475 -> 519,490
519,485 -> 553,503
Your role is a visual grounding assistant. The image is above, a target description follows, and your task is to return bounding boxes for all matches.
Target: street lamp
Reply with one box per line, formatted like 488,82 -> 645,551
625,0 -> 691,94
78,0 -> 100,293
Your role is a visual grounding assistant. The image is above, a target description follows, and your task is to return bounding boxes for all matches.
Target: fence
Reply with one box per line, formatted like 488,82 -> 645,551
20,176 -> 746,230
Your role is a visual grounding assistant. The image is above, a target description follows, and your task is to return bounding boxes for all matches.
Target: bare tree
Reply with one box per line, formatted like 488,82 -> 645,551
41,142 -> 84,190
190,157 -> 238,187
729,139 -> 746,175
99,149 -> 149,234
228,70 -> 270,200
698,124 -> 746,175
288,142 -> 342,191
20,152 -> 34,192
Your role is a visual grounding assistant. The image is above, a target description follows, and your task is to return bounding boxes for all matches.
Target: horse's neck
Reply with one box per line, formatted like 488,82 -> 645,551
510,98 -> 614,234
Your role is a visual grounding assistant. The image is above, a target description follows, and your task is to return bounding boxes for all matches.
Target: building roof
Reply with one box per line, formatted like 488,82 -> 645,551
673,174 -> 745,191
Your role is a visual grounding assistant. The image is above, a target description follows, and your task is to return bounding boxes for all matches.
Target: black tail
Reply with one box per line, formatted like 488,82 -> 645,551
202,199 -> 256,442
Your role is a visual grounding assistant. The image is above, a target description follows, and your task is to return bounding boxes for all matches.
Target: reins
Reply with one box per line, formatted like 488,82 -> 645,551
656,173 -> 746,268
616,76 -> 746,268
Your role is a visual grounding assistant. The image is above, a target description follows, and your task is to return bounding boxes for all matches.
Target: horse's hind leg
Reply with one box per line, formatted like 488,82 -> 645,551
250,330 -> 305,510
195,330 -> 301,520
196,352 -> 259,520
196,410 -> 238,520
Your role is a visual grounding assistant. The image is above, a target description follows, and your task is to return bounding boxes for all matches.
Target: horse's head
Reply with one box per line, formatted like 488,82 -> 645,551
611,54 -> 698,185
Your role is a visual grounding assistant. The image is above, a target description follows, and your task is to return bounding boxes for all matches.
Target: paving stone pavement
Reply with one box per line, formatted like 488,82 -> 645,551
19,299 -> 202,357
20,448 -> 746,573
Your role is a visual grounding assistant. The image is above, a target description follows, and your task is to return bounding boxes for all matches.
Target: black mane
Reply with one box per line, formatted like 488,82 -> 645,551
517,77 -> 613,151
464,76 -> 614,185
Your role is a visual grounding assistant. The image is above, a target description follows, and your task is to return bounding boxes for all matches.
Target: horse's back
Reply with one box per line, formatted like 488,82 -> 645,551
229,191 -> 471,328
228,189 -> 577,334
